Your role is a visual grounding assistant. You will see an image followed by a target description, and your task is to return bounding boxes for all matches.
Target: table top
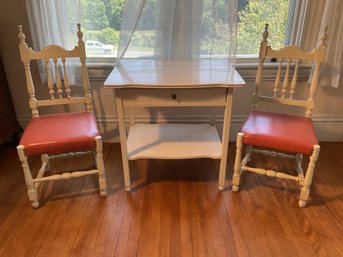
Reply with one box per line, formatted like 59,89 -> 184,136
104,59 -> 245,89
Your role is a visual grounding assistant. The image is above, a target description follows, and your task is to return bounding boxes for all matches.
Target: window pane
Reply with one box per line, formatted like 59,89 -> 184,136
78,0 -> 291,58
125,0 -> 155,58
200,0 -> 236,57
79,0 -> 124,57
237,0 -> 291,57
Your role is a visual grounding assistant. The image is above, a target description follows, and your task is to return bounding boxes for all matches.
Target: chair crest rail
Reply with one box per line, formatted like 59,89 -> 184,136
17,24 -> 92,116
253,24 -> 328,118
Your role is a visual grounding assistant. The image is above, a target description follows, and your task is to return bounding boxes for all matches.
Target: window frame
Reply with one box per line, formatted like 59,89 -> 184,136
86,0 -> 321,81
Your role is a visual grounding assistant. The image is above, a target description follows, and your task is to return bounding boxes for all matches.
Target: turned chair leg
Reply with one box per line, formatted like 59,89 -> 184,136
232,132 -> 244,192
299,144 -> 320,208
17,145 -> 39,208
41,154 -> 50,172
95,136 -> 107,196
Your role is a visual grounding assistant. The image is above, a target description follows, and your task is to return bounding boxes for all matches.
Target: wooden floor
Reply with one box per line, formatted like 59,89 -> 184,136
0,142 -> 342,257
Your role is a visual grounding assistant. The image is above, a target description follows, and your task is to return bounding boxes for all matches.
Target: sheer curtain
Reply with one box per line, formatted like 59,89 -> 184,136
117,0 -> 148,60
285,0 -> 325,50
117,0 -> 238,63
25,0 -> 82,85
287,0 -> 343,88
316,0 -> 343,88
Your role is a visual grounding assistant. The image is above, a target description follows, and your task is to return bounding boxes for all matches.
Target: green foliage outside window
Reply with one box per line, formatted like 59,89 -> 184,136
79,0 -> 291,55
81,0 -> 109,30
237,0 -> 290,54
84,28 -> 119,45
201,0 -> 233,55
102,0 -> 125,30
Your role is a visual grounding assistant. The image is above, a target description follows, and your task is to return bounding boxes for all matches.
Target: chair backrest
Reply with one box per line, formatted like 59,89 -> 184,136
252,23 -> 328,118
18,24 -> 93,118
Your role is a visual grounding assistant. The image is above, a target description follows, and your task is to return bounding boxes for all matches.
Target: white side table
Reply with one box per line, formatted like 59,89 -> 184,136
104,59 -> 245,191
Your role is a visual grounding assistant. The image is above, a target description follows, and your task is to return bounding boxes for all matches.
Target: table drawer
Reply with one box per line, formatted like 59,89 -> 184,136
122,88 -> 227,107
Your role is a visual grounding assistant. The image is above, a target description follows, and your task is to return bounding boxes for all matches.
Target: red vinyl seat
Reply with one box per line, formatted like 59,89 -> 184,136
20,112 -> 99,156
241,110 -> 318,155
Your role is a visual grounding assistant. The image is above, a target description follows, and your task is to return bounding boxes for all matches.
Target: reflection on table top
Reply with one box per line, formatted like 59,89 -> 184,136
104,59 -> 245,88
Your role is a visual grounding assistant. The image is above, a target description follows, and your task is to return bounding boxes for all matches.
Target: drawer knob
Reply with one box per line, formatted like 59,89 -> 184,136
172,94 -> 177,100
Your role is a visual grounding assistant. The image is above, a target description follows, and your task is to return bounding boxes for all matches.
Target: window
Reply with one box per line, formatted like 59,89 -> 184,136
27,0 -> 323,80
75,0 -> 292,59
76,0 -> 124,58
237,0 -> 291,57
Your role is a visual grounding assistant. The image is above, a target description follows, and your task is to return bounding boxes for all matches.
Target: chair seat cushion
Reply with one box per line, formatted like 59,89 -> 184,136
241,110 -> 318,155
20,112 -> 99,156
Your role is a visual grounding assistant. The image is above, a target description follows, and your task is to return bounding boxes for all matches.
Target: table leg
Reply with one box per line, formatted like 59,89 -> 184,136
218,88 -> 234,190
115,89 -> 131,191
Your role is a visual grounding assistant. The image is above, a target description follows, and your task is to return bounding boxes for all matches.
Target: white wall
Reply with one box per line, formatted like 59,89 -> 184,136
1,0 -> 342,143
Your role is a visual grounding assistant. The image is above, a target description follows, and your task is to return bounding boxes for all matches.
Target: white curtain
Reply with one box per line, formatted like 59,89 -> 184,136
316,0 -> 343,88
285,0 -> 325,50
287,0 -> 343,88
117,0 -> 238,63
25,0 -> 82,85
117,0 -> 148,60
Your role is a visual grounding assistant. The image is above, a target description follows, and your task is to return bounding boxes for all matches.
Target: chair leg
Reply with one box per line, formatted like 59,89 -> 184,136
95,136 -> 107,197
299,144 -> 320,208
232,132 -> 244,192
41,154 -> 50,172
17,145 -> 39,208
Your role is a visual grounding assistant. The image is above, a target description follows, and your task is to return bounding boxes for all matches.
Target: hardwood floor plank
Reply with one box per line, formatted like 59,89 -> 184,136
224,146 -> 264,257
0,143 -> 342,257
69,145 -> 114,257
135,162 -> 164,257
112,191 -> 141,257
179,163 -> 195,257
223,192 -> 253,257
195,160 -> 233,257
116,164 -> 148,257
0,154 -> 42,257
240,178 -> 282,257
0,198 -> 33,257
252,175 -> 314,257
98,187 -> 129,257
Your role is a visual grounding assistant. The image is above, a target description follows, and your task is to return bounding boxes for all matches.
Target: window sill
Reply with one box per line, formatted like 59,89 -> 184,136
86,60 -> 312,82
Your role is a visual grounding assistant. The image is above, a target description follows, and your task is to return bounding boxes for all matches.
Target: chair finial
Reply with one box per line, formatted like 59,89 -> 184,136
77,23 -> 83,42
320,25 -> 328,47
18,25 -> 25,43
263,23 -> 269,42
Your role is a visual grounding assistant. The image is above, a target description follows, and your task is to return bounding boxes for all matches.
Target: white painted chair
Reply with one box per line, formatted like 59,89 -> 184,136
232,24 -> 327,207
17,24 -> 107,208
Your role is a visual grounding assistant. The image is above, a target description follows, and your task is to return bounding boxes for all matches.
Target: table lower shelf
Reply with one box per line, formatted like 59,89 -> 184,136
127,123 -> 222,160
